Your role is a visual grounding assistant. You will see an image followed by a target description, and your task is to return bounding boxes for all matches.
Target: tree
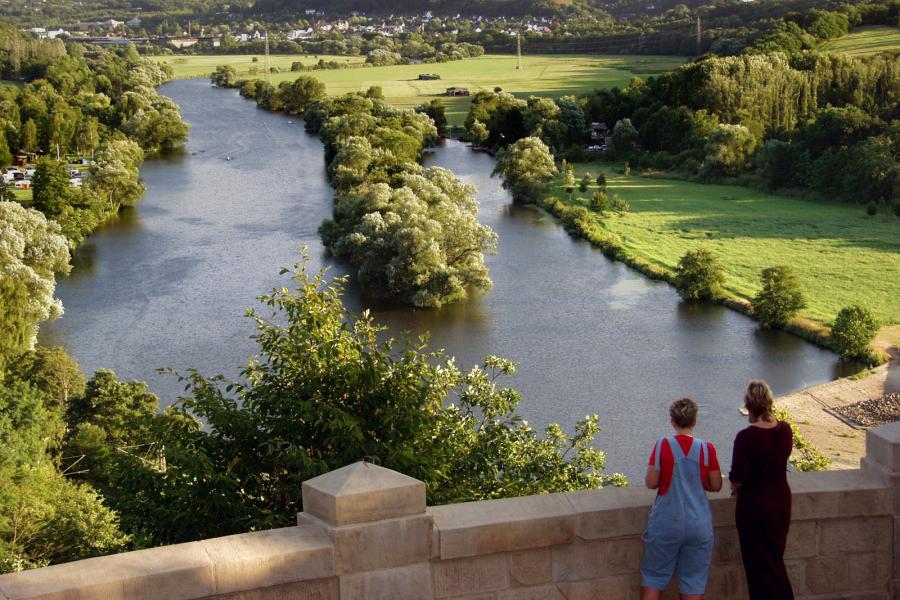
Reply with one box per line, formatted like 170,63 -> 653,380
210,65 -> 237,88
75,117 -> 100,158
596,173 -> 606,188
0,202 -> 71,373
564,164 -> 576,199
20,118 -> 37,153
675,249 -> 725,301
831,305 -> 879,358
590,190 -> 609,214
4,347 -> 85,416
753,266 -> 807,328
0,132 -> 11,167
101,260 -> 624,545
470,120 -> 488,146
277,76 -> 326,116
702,124 -> 756,177
88,139 -> 146,211
492,136 -> 558,203
579,174 -> 591,193
31,158 -> 72,218
416,99 -> 447,137
609,118 -> 639,157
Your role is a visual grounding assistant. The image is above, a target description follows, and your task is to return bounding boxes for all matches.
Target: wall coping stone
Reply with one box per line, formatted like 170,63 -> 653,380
302,461 -> 426,526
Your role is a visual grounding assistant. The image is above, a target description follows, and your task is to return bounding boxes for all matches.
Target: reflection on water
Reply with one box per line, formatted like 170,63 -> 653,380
40,79 -> 858,478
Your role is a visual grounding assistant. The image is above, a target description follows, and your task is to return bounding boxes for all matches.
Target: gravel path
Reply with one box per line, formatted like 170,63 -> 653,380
834,393 -> 900,428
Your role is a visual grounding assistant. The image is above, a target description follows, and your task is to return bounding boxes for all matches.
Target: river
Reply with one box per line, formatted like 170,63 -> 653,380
39,79 -> 856,478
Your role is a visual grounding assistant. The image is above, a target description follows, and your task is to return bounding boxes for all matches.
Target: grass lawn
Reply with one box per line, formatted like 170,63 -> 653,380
10,188 -> 32,203
551,165 -> 900,327
154,53 -> 686,126
153,53 -> 366,79
820,26 -> 900,56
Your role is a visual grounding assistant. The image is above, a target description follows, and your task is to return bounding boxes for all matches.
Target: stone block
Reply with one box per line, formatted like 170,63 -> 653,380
705,563 -> 748,598
429,493 -> 574,560
789,470 -> 890,521
433,554 -> 509,598
201,526 -> 333,595
206,578 -> 338,600
330,514 -> 432,574
338,563 -> 432,600
301,462 -> 425,527
785,559 -> 809,597
708,491 -> 737,528
442,594 -> 496,600
866,423 -> 900,473
0,540 -> 214,600
565,487 -> 655,540
819,517 -> 892,555
785,520 -> 818,559
556,574 -> 640,600
806,553 -> 891,595
712,527 -> 742,564
497,584 -> 565,600
509,549 -> 551,586
605,539 -> 644,576
552,540 -> 608,582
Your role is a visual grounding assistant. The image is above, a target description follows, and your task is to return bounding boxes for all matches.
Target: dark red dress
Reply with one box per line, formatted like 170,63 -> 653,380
729,421 -> 794,600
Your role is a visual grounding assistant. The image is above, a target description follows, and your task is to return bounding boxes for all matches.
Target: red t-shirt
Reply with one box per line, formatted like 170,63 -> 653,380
647,435 -> 720,496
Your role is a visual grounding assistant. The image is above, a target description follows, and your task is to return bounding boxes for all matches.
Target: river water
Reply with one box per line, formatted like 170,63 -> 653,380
39,79 -> 855,478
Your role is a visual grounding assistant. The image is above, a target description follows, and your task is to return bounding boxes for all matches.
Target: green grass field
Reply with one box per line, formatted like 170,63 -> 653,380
821,26 -> 900,56
154,53 -> 686,125
552,165 -> 900,327
155,53 -> 366,79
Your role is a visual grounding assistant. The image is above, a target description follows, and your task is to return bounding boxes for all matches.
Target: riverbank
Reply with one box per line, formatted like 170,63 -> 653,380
541,163 -> 899,363
777,356 -> 900,469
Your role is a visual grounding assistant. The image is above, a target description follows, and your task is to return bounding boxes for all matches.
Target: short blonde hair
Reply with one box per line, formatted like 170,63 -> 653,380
744,380 -> 774,420
670,398 -> 698,428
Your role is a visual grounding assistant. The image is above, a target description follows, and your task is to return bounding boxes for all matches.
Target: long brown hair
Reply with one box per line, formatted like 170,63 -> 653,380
744,380 -> 774,421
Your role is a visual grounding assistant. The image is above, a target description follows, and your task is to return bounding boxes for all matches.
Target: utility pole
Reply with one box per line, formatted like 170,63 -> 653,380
695,12 -> 702,56
516,31 -> 523,70
264,29 -> 272,84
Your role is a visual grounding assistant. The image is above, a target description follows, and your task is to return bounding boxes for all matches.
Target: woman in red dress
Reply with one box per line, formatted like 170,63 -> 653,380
729,380 -> 795,599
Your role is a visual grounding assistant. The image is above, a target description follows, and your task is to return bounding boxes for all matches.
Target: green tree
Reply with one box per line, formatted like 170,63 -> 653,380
20,118 -> 37,153
75,117 -> 100,158
702,124 -> 757,177
4,347 -> 85,416
277,76 -> 326,116
675,248 -> 725,301
596,173 -> 606,188
104,260 -> 623,545
590,190 -> 609,214
416,99 -> 447,137
210,65 -> 237,88
492,136 -> 558,203
753,266 -> 807,328
470,120 -> 488,146
609,118 -> 638,157
0,202 -> 71,373
564,164 -> 576,199
31,158 -> 72,218
579,174 -> 591,193
0,132 -> 11,167
831,305 -> 879,358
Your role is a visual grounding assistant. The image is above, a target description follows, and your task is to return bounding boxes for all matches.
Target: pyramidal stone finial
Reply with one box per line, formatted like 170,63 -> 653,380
301,462 -> 426,526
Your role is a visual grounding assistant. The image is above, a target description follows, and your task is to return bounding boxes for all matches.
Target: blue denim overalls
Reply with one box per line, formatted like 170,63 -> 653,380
640,436 -> 715,595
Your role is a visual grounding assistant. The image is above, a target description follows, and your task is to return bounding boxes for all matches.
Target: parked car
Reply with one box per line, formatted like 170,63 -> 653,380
12,171 -> 25,180
2,173 -> 14,184
69,168 -> 81,177
68,177 -> 82,188
24,167 -> 35,177
586,144 -> 606,151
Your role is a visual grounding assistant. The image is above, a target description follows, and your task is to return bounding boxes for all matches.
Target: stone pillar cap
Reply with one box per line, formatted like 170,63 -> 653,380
301,462 -> 426,526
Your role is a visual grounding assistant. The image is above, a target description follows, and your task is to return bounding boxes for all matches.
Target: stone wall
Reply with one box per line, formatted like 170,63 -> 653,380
3,423 -> 900,600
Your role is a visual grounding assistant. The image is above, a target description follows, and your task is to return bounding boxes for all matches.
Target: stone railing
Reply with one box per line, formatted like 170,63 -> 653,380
3,422 -> 900,600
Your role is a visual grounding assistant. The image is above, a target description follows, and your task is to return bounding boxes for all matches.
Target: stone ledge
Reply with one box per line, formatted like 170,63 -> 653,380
866,422 -> 900,473
565,486 -> 656,539
429,493 -> 575,560
0,540 -> 214,600
200,525 -> 334,594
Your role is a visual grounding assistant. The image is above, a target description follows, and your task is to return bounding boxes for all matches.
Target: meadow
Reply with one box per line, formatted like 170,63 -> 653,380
820,25 -> 900,56
551,165 -> 900,327
156,53 -> 366,79
154,53 -> 686,125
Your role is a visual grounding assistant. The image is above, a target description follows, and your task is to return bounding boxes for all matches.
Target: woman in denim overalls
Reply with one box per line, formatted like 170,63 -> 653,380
640,398 -> 722,600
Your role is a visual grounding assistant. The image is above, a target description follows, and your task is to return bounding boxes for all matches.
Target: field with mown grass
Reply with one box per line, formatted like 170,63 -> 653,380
154,53 -> 686,126
820,26 -> 900,56
550,164 -> 900,327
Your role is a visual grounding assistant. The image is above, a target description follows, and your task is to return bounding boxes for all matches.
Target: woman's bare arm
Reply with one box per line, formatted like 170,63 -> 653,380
706,469 -> 723,492
645,464 -> 660,490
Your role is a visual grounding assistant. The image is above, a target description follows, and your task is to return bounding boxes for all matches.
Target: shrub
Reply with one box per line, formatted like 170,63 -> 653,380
579,174 -> 590,192
596,173 -> 606,188
675,249 -> 725,301
831,305 -> 879,358
609,194 -> 628,213
590,190 -> 609,214
866,202 -> 878,216
753,266 -> 806,328
893,198 -> 900,218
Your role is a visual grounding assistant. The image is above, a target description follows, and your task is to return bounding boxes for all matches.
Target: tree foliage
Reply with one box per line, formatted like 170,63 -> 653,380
753,266 -> 807,328
675,248 -> 725,301
831,305 -> 879,358
492,136 -> 558,203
